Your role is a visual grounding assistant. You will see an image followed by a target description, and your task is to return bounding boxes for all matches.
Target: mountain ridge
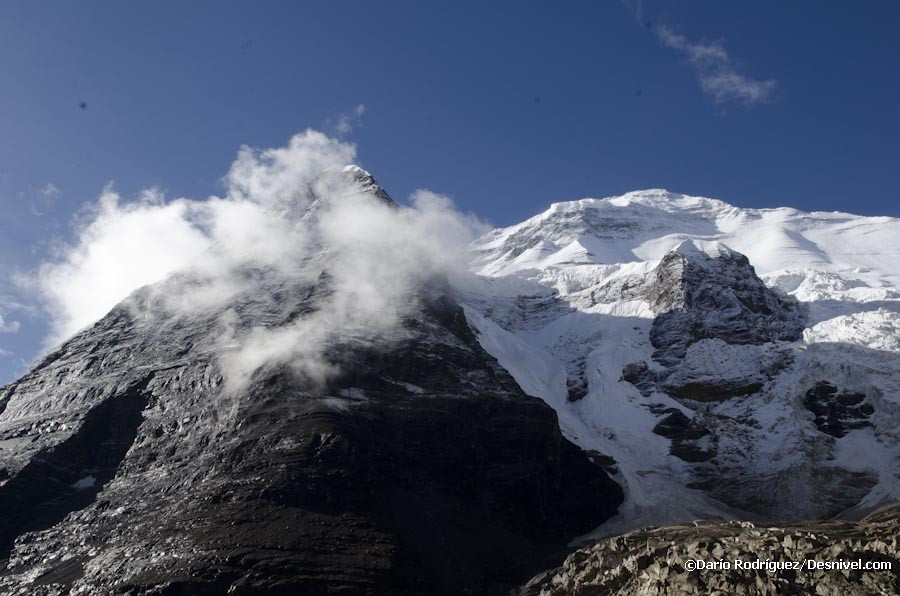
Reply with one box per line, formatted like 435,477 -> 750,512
462,187 -> 900,537
0,178 -> 898,593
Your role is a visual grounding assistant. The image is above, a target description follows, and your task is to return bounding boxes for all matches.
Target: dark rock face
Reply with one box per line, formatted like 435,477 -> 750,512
0,278 -> 622,595
516,503 -> 900,596
619,361 -> 658,398
638,245 -> 807,482
647,246 -> 804,366
688,462 -> 879,521
0,376 -> 150,561
650,407 -> 715,463
804,382 -> 874,438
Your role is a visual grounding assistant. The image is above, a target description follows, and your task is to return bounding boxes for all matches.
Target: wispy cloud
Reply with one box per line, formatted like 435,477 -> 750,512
335,103 -> 366,135
622,0 -> 645,23
0,315 -> 19,333
29,182 -> 61,216
656,25 -> 776,106
0,296 -> 29,334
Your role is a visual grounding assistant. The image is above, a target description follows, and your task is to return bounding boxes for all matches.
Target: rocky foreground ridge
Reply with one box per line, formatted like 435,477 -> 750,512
516,503 -> 900,596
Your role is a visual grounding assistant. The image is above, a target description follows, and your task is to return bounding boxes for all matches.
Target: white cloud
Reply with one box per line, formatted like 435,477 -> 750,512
23,130 -> 487,391
21,187 -> 212,347
656,25 -> 776,106
225,129 -> 356,206
21,130 -> 362,350
335,103 -> 366,135
218,172 -> 487,390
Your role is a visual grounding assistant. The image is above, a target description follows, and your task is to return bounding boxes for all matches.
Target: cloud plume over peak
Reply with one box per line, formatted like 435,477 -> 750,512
225,129 -> 357,206
656,25 -> 776,106
24,130 -> 487,389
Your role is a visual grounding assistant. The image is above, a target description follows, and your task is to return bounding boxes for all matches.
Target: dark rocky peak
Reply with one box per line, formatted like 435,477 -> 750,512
646,240 -> 804,364
647,240 -> 758,313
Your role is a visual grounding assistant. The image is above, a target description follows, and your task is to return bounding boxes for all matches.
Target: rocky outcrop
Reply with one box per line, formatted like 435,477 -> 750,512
516,503 -> 900,596
647,241 -> 804,367
621,242 -> 888,521
804,382 -> 874,438
650,407 -> 715,463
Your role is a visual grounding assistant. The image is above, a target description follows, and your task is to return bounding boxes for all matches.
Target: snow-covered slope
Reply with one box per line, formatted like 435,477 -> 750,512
461,189 -> 900,536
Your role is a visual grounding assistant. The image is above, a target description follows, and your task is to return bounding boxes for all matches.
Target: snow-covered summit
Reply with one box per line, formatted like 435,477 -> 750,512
470,189 -> 900,291
340,164 -> 368,175
603,188 -> 738,214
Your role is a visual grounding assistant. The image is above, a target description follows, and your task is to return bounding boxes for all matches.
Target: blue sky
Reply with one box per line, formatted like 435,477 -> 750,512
1,0 -> 899,383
